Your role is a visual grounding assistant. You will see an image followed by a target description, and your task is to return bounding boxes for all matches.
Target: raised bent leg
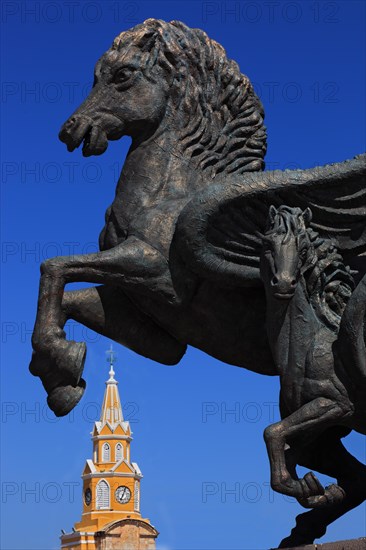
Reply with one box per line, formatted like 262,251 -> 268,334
279,433 -> 366,547
31,284 -> 186,416
30,237 -> 183,416
263,398 -> 352,501
31,236 -> 175,352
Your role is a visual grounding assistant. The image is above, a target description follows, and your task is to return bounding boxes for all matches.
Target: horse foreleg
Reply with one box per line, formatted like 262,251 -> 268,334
31,285 -> 186,416
279,434 -> 366,547
31,236 -> 174,352
30,238 -> 178,415
263,398 -> 352,500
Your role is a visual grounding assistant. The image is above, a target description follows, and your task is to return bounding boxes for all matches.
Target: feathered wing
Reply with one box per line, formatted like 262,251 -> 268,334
176,153 -> 366,287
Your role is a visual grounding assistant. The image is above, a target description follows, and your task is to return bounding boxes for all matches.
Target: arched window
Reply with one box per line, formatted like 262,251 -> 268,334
134,480 -> 140,512
102,443 -> 110,462
115,443 -> 123,462
96,480 -> 110,509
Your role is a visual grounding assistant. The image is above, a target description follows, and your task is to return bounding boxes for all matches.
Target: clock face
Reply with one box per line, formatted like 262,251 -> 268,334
84,488 -> 92,506
115,485 -> 131,504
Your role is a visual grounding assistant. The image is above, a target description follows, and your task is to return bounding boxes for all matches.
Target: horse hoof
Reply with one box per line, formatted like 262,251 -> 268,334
54,340 -> 87,385
324,483 -> 346,505
299,471 -> 324,498
30,341 -> 86,385
298,483 -> 346,509
47,379 -> 86,417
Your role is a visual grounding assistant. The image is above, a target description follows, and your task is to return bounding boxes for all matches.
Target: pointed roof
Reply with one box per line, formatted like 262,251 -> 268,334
100,345 -> 124,428
82,459 -> 97,475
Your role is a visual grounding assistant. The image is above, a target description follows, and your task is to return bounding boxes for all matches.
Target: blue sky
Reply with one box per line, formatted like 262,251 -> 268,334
1,1 -> 365,549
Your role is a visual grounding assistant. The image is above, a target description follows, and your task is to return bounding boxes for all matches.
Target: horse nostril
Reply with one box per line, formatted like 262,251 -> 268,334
271,276 -> 278,286
291,279 -> 296,286
66,117 -> 76,128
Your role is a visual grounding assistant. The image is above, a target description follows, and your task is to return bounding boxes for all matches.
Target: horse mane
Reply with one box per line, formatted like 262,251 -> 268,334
267,206 -> 355,329
305,229 -> 354,329
112,19 -> 266,177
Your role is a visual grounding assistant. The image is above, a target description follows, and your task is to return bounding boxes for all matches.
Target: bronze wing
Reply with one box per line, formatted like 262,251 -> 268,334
176,153 -> 366,287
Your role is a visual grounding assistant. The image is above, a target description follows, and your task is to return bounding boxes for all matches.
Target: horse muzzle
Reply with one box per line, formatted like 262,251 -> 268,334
59,115 -> 109,157
271,274 -> 298,300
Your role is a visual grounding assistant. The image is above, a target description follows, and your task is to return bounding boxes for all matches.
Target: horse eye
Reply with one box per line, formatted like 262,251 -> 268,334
115,67 -> 134,83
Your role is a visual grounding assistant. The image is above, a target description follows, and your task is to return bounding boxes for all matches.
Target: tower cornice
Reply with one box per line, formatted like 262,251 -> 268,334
91,434 -> 133,442
82,472 -> 143,481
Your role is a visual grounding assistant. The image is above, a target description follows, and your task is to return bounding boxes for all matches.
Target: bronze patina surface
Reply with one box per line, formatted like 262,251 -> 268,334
29,20 -> 366,547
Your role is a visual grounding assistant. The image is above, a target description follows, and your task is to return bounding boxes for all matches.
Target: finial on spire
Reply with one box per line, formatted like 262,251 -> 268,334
106,344 -> 117,382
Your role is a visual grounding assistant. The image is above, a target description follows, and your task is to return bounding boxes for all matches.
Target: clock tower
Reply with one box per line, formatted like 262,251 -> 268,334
60,347 -> 158,550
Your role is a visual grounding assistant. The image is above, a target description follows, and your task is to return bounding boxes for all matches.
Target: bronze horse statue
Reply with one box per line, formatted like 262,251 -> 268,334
259,205 -> 366,547
29,19 -> 366,546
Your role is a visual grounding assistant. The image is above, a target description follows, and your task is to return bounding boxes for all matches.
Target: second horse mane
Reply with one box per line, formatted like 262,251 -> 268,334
305,228 -> 354,330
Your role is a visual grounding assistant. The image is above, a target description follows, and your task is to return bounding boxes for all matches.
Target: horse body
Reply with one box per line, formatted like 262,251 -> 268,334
130,280 -> 274,370
96,129 -> 275,371
60,41 -> 275,374
265,283 -> 345,416
260,205 -> 366,547
268,269 -> 360,437
30,19 -> 273,417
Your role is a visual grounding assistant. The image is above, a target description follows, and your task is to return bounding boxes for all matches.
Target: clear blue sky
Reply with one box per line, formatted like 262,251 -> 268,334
1,1 -> 365,549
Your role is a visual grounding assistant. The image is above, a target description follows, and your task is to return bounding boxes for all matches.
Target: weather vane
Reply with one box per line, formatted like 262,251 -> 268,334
106,344 -> 117,380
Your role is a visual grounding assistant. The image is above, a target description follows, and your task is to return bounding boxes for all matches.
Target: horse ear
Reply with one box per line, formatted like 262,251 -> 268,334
269,205 -> 277,223
303,207 -> 312,226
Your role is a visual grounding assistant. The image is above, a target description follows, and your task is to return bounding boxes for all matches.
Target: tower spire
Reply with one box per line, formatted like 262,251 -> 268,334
100,344 -> 123,425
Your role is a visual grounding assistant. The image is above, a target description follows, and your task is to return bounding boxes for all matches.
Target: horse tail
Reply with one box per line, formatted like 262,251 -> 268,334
336,274 -> 366,390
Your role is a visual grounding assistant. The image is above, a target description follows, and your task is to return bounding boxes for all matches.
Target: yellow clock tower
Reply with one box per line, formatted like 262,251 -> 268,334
60,347 -> 158,550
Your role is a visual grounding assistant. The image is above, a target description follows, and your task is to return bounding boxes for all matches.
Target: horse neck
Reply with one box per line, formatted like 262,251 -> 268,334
264,279 -> 318,373
117,121 -> 202,210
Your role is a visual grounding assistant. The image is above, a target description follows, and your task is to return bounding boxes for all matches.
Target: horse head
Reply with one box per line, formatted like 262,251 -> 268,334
260,205 -> 314,299
59,19 -> 266,175
59,21 -> 177,156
